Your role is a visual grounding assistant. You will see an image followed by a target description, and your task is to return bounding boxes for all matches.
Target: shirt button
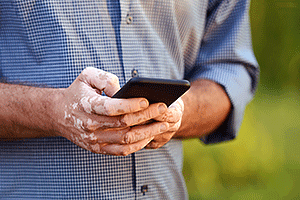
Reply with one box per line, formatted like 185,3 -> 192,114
126,14 -> 133,24
141,185 -> 148,195
131,69 -> 139,77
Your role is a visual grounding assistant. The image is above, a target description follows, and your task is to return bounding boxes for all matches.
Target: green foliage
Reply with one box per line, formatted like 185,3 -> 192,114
183,0 -> 300,199
250,0 -> 300,92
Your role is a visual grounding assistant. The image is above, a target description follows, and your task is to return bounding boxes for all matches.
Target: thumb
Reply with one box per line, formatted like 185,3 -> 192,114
80,67 -> 120,97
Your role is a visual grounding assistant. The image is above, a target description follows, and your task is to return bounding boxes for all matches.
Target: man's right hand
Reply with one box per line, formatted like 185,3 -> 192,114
51,67 -> 169,156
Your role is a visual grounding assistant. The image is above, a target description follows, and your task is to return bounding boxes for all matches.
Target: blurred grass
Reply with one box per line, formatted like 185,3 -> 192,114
183,0 -> 300,199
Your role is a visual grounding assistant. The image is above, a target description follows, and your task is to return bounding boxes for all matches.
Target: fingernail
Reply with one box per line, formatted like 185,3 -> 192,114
139,100 -> 148,108
160,124 -> 168,132
158,104 -> 167,114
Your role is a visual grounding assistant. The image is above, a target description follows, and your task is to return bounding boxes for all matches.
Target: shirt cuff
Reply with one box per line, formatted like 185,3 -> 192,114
189,63 -> 254,144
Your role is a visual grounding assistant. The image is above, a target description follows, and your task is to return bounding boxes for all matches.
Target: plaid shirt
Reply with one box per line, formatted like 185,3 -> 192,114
0,0 -> 258,199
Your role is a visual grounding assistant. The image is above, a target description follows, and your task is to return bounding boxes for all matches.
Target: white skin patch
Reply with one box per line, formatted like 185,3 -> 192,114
80,96 -> 93,114
64,111 -> 69,120
79,92 -> 107,114
79,132 -> 96,142
86,118 -> 98,130
70,134 -> 89,150
64,111 -> 85,130
81,133 -> 89,140
91,144 -> 101,153
74,117 -> 84,129
71,102 -> 78,110
89,133 -> 97,141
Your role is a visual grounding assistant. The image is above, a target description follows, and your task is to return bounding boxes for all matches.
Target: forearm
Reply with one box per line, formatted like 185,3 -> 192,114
0,83 -> 58,139
174,79 -> 231,139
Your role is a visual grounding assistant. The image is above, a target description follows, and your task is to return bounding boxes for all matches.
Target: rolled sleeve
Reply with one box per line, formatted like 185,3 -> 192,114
185,0 -> 259,144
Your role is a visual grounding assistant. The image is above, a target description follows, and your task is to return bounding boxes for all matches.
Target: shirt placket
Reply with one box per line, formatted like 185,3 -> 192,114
119,0 -> 141,82
119,1 -> 149,199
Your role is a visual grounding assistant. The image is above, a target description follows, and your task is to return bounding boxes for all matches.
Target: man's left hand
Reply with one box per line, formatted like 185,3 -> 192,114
145,98 -> 184,149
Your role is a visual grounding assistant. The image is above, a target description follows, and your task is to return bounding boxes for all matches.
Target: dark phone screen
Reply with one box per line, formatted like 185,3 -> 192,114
112,77 -> 190,106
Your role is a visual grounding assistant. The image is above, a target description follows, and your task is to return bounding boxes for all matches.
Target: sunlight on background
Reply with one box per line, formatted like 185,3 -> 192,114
183,0 -> 300,199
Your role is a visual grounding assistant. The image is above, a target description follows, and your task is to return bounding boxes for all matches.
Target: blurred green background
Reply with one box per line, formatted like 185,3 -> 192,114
183,0 -> 300,199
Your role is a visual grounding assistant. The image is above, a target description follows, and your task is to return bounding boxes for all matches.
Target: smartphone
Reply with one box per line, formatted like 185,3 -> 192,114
112,77 -> 190,106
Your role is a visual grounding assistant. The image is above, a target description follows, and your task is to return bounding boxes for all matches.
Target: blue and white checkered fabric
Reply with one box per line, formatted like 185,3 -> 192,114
0,0 -> 258,199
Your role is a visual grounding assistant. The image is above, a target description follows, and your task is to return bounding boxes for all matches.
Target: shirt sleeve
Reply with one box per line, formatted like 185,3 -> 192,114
184,0 -> 259,144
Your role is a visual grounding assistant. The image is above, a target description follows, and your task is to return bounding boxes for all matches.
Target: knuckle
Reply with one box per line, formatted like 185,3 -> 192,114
126,102 -> 137,113
84,118 -> 104,131
103,106 -> 115,116
85,126 -> 96,132
81,67 -> 97,76
81,67 -> 90,75
106,73 -> 119,87
110,74 -> 119,84
123,132 -> 133,144
84,120 -> 95,131
105,106 -> 123,117
120,146 -> 133,156
90,97 -> 106,114
120,115 -> 132,127
120,149 -> 130,156
80,132 -> 97,144
90,144 -> 101,154
149,105 -> 160,116
149,142 -> 161,149
144,110 -> 153,119
88,133 -> 98,144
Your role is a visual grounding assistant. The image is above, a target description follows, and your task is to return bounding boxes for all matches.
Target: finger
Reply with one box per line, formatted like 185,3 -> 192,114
80,67 -> 120,97
170,97 -> 184,112
80,95 -> 149,116
144,131 -> 175,149
93,121 -> 168,144
166,120 -> 181,132
90,96 -> 149,116
94,127 -> 130,144
122,122 -> 169,144
74,102 -> 167,131
121,103 -> 167,126
92,137 -> 154,156
154,108 -> 182,123
154,98 -> 184,122
63,110 -> 124,131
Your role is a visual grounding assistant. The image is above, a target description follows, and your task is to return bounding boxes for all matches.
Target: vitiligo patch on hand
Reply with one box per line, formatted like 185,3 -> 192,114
64,111 -> 84,130
155,98 -> 184,123
81,67 -> 120,97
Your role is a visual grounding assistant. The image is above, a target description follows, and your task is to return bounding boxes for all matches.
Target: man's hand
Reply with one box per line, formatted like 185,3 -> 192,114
145,98 -> 184,149
145,79 -> 232,147
52,67 -> 170,156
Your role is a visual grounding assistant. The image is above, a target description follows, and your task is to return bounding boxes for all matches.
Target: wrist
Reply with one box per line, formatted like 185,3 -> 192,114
174,79 -> 231,139
39,87 -> 64,137
0,83 -> 61,139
